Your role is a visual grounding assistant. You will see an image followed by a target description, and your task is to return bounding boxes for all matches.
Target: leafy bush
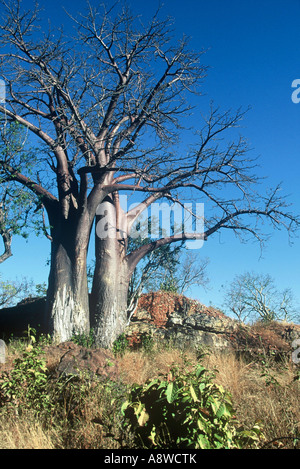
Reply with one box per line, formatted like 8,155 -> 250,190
140,333 -> 155,354
71,328 -> 95,348
122,363 -> 263,449
112,333 -> 129,357
0,343 -> 50,414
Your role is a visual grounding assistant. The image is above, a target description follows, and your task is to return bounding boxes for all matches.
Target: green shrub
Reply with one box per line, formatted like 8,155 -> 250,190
121,363 -> 263,449
141,333 -> 155,354
71,328 -> 95,348
0,343 -> 50,414
112,333 -> 129,357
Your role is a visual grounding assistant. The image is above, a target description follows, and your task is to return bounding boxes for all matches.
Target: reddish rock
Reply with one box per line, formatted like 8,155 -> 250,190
46,342 -> 119,380
128,292 -> 300,358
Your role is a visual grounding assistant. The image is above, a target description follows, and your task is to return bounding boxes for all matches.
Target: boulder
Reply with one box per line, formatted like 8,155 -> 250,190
125,292 -> 239,351
47,341 -> 119,381
125,292 -> 300,357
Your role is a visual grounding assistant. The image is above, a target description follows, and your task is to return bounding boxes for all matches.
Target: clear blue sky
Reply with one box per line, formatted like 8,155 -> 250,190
1,0 -> 300,314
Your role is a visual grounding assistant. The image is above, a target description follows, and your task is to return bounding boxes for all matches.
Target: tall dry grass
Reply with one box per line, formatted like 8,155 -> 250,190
117,347 -> 299,448
0,342 -> 299,449
203,351 -> 300,448
0,412 -> 57,449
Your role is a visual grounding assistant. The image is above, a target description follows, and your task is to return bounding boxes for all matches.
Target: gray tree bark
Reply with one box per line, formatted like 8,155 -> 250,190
90,196 -> 131,348
46,209 -> 91,343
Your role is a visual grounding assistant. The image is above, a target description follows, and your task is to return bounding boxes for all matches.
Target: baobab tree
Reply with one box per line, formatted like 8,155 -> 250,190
0,1 -> 298,347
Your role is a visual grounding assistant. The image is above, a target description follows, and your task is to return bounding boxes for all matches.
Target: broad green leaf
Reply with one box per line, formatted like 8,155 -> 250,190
197,418 -> 207,432
121,401 -> 129,415
210,397 -> 220,415
216,403 -> 227,419
135,402 -> 143,416
198,434 -> 209,449
196,366 -> 206,378
190,384 -> 198,402
199,382 -> 206,392
138,408 -> 149,426
166,382 -> 174,403
145,379 -> 159,391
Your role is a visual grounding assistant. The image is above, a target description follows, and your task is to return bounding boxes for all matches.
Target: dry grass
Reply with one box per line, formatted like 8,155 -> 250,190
0,412 -> 57,449
0,341 -> 299,449
203,351 -> 252,395
118,347 -> 300,448
203,351 -> 300,448
117,346 -> 299,448
117,346 -> 196,385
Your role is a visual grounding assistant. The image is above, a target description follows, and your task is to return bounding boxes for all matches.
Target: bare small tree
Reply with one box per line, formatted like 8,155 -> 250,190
223,272 -> 299,323
0,275 -> 35,308
176,254 -> 210,295
0,1 -> 298,346
141,251 -> 209,295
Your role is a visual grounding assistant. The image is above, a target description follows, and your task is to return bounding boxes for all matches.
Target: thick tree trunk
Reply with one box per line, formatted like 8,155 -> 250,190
45,212 -> 91,343
90,233 -> 130,348
90,195 -> 131,348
